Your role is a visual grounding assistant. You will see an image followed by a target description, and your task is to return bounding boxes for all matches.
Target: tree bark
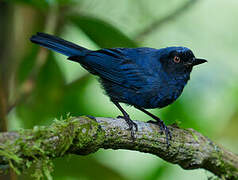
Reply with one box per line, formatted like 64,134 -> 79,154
0,116 -> 237,179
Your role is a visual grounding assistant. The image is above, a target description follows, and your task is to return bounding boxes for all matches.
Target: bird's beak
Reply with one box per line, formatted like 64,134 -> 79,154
192,58 -> 207,66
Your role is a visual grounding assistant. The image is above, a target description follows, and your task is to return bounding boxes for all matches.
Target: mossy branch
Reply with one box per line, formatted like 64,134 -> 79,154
0,116 -> 237,179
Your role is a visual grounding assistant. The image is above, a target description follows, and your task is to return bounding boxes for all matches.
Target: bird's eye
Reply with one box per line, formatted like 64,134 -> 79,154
173,56 -> 180,63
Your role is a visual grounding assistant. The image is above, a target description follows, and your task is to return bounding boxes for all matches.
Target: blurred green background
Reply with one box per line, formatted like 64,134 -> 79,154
1,0 -> 238,179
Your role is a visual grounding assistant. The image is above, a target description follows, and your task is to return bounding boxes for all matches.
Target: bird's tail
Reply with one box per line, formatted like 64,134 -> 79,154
30,32 -> 89,57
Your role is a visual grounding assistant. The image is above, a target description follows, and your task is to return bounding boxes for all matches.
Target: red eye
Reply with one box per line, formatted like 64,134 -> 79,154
173,56 -> 180,63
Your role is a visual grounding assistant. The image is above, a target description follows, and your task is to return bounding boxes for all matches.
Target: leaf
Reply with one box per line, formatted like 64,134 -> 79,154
69,15 -> 138,48
7,0 -> 74,9
52,155 -> 126,180
144,163 -> 170,180
16,52 -> 65,128
60,74 -> 93,116
159,100 -> 207,134
16,46 -> 38,85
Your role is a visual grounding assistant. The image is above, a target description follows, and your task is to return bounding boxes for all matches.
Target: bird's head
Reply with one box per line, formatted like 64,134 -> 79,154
159,47 -> 207,76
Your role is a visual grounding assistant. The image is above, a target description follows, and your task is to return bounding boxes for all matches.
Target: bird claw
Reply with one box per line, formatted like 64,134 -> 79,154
118,115 -> 138,140
147,120 -> 172,148
117,115 -> 124,119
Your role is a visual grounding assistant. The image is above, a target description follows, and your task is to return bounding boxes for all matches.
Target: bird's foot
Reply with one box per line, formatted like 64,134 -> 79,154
86,115 -> 96,120
147,120 -> 172,148
117,115 -> 138,140
117,115 -> 124,119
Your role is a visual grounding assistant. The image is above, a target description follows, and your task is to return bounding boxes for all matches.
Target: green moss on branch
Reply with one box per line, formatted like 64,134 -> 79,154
0,116 -> 237,179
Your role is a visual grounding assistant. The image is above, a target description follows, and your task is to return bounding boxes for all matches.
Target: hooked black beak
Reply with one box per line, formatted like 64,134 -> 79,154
192,58 -> 207,66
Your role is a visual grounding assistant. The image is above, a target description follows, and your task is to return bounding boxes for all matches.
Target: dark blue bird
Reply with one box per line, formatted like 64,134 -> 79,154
30,32 -> 207,146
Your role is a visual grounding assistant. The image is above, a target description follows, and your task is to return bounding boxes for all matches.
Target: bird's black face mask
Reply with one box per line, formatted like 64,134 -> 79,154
160,49 -> 207,76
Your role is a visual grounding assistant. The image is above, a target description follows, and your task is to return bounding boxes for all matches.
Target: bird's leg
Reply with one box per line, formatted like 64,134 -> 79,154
113,101 -> 138,140
135,106 -> 172,147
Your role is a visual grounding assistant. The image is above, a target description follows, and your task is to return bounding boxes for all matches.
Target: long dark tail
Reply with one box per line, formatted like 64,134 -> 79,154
30,32 -> 89,57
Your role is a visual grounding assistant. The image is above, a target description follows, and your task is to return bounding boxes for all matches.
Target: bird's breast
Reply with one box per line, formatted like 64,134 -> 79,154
147,76 -> 189,109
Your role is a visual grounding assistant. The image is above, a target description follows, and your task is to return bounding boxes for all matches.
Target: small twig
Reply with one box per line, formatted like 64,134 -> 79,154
7,72 -> 91,114
0,79 -> 8,132
19,4 -> 59,87
0,116 -> 237,179
134,0 -> 198,41
7,5 -> 61,114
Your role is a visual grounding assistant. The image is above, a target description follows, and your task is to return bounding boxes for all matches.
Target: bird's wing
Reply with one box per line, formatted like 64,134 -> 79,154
68,48 -> 155,91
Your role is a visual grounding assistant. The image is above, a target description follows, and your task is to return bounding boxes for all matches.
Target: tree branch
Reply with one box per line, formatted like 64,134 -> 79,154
134,0 -> 198,42
0,116 -> 237,179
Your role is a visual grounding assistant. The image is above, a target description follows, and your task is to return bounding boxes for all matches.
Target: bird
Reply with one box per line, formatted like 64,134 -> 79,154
30,32 -> 207,147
